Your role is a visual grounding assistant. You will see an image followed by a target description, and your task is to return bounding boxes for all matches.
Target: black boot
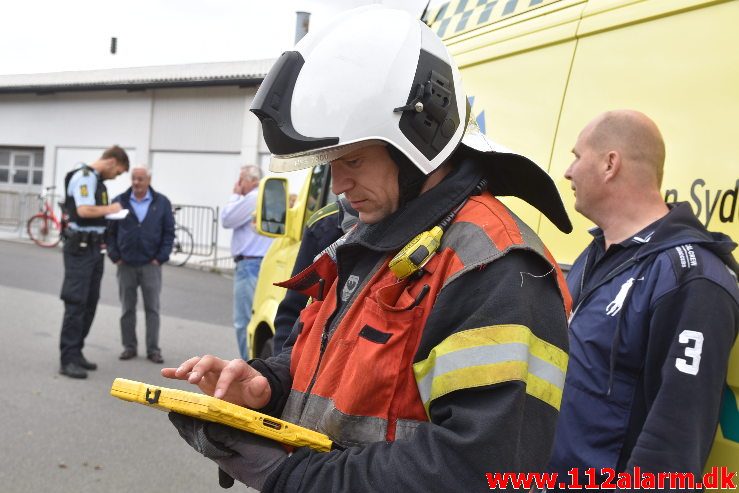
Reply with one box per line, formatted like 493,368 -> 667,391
78,355 -> 98,371
59,362 -> 88,379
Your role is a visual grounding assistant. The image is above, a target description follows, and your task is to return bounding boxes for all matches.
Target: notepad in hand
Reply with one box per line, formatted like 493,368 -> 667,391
105,209 -> 129,220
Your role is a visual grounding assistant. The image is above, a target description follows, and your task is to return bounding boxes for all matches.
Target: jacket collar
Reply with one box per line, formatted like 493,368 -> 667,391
130,188 -> 152,203
120,186 -> 159,205
589,202 -> 738,274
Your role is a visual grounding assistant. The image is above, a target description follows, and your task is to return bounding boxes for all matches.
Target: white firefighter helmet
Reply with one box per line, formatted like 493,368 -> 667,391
250,5 -> 468,175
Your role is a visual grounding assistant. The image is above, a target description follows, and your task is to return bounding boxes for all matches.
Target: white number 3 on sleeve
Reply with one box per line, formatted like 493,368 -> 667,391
675,330 -> 704,375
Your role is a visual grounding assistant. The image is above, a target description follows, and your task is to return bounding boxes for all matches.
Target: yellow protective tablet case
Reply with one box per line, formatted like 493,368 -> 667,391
110,378 -> 333,452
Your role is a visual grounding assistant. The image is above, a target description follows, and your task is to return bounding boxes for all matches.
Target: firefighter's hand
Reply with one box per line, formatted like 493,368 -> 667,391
168,413 -> 286,490
161,356 -> 271,409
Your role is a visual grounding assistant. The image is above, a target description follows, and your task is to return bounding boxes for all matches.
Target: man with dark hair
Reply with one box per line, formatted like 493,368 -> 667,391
101,145 -> 130,167
58,145 -> 129,379
548,110 -> 739,485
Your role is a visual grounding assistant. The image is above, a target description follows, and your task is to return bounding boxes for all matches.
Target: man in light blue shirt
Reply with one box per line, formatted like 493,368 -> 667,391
108,165 -> 174,365
221,165 -> 273,359
130,187 -> 152,222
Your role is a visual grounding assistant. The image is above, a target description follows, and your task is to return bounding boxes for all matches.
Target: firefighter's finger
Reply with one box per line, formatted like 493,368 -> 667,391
187,354 -> 228,384
214,359 -> 255,396
161,355 -> 202,380
214,360 -> 271,408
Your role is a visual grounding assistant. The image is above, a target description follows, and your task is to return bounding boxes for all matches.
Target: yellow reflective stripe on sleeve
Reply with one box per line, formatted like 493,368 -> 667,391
306,202 -> 339,228
413,324 -> 568,413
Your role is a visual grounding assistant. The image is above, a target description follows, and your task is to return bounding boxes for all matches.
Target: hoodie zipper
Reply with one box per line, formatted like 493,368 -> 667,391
570,251 -> 639,322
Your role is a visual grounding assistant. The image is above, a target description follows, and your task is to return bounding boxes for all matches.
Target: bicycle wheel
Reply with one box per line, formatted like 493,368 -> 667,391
27,214 -> 62,247
170,226 -> 194,266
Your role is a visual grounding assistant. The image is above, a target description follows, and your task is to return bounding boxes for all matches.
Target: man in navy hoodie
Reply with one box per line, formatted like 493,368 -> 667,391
548,110 -> 739,489
108,164 -> 175,364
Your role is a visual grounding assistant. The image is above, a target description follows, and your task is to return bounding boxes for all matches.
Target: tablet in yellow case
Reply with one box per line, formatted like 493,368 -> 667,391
110,378 -> 333,452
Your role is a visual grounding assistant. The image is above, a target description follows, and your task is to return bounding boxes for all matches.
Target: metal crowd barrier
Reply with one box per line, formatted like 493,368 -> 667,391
0,193 -> 219,262
171,204 -> 219,257
0,190 -> 59,232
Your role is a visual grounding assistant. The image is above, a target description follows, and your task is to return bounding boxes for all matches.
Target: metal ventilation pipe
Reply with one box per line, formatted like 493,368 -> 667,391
295,11 -> 310,44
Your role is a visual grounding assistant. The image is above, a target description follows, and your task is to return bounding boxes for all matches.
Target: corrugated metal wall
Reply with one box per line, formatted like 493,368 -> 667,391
151,86 -> 248,153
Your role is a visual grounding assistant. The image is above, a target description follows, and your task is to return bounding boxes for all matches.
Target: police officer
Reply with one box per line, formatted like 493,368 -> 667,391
59,145 -> 129,379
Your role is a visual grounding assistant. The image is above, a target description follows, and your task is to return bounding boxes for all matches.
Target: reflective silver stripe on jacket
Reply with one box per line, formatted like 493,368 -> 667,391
282,390 -> 425,446
441,205 -> 553,289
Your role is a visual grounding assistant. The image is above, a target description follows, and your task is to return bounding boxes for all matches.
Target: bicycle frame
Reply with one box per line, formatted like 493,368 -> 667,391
27,186 -> 67,248
39,188 -> 64,228
41,200 -> 56,220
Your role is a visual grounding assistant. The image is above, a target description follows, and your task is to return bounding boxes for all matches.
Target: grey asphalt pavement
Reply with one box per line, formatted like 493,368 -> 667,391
0,239 -> 257,492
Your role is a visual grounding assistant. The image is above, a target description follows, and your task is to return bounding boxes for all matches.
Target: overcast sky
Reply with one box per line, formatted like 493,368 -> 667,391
0,0 -> 438,75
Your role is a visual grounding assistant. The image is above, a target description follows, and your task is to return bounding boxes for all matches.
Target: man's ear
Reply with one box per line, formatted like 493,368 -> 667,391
603,151 -> 621,182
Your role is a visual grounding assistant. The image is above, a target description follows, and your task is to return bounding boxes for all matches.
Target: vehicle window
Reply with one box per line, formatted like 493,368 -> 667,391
302,164 -> 333,228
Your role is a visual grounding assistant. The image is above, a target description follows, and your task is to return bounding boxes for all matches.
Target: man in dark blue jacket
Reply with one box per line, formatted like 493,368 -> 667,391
271,196 -> 358,355
549,110 -> 739,489
108,165 -> 175,364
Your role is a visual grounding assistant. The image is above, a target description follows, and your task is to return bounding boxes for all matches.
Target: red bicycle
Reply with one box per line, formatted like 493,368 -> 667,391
27,186 -> 67,247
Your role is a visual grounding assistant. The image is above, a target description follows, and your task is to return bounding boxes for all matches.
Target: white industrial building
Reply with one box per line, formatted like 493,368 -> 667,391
0,58 -> 305,258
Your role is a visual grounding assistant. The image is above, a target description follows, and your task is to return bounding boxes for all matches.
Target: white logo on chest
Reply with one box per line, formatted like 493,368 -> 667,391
605,277 -> 643,316
341,275 -> 360,302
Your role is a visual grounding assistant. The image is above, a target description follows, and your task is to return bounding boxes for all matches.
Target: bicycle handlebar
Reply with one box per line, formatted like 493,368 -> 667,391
40,186 -> 56,198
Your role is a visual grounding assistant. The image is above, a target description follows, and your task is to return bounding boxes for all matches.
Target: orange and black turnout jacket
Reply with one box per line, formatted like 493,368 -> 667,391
252,157 -> 571,492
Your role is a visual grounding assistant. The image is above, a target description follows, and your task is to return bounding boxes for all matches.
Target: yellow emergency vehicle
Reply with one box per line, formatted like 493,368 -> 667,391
248,0 -> 738,480
248,164 -> 334,359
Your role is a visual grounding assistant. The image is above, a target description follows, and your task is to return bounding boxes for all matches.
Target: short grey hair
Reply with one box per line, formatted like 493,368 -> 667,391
131,164 -> 152,177
240,165 -> 261,181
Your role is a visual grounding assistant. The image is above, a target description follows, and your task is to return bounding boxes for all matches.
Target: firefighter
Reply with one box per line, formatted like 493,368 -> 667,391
163,6 -> 573,491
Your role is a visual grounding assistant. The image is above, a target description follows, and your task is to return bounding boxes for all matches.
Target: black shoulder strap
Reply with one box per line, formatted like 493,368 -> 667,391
64,164 -> 93,194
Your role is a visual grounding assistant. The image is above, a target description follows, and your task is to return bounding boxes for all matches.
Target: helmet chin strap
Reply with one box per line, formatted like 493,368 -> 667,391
387,145 -> 427,208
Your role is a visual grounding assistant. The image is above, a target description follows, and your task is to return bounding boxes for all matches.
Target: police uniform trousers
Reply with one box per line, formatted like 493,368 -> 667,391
59,239 -> 104,365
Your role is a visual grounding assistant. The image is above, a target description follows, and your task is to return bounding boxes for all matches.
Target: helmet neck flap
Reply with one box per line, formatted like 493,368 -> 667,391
387,145 -> 426,208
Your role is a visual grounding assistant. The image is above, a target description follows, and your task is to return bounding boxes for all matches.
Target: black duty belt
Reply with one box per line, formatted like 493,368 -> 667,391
65,230 -> 104,243
234,255 -> 263,263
